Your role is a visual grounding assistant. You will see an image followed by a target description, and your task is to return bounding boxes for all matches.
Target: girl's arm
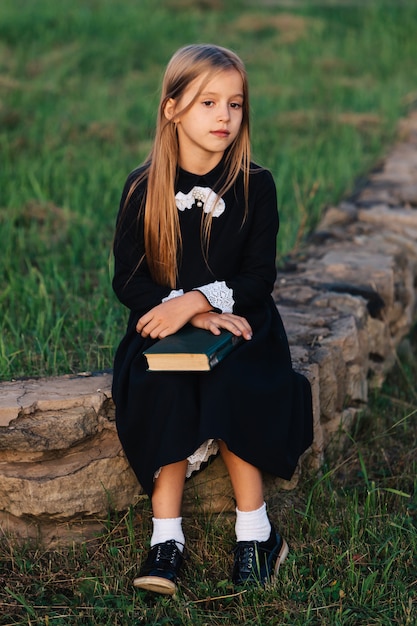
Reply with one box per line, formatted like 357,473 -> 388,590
136,294 -> 253,340
112,172 -> 171,314
113,169 -> 276,338
135,290 -> 212,338
191,169 -> 279,315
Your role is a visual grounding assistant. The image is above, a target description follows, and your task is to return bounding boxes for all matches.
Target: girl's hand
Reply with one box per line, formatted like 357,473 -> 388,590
136,291 -> 212,338
190,311 -> 253,340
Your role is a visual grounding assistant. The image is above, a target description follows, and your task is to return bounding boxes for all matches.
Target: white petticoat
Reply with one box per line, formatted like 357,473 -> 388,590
153,438 -> 219,481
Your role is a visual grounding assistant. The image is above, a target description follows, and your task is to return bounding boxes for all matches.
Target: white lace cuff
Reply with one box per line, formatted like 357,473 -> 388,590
162,289 -> 184,302
193,280 -> 234,313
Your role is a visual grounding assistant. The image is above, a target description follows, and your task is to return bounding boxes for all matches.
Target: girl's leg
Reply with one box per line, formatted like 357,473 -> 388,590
152,459 -> 188,518
133,460 -> 188,595
218,440 -> 264,511
218,440 -> 288,586
218,440 -> 270,540
150,459 -> 188,549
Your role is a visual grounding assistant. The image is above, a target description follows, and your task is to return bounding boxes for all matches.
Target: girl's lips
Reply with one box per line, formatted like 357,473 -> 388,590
211,130 -> 230,138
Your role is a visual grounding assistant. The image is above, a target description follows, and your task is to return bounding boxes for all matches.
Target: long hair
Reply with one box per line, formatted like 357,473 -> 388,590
127,44 -> 251,288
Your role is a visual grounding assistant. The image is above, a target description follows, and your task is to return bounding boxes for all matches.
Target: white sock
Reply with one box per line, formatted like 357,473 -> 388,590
235,502 -> 271,543
151,517 -> 185,552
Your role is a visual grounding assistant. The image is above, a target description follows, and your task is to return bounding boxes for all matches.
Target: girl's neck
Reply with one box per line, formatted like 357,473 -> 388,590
178,151 -> 224,176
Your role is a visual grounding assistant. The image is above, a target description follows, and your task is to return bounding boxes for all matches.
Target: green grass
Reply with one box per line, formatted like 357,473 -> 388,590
2,0 -> 417,379
1,326 -> 416,624
1,0 -> 417,379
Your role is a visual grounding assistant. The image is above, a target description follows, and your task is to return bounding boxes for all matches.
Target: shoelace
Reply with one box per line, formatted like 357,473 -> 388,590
154,541 -> 181,565
235,543 -> 256,572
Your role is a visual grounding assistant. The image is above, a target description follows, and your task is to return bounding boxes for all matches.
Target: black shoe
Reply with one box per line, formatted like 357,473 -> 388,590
133,540 -> 184,595
232,525 -> 289,587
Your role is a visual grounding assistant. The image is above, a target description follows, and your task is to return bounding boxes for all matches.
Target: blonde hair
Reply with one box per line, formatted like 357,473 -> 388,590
126,44 -> 251,288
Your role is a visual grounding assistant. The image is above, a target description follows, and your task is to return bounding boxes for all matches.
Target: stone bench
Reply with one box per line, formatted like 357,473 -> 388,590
1,112 -> 417,544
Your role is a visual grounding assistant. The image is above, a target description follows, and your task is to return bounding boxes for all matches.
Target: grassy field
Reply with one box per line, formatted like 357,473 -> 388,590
1,0 -> 417,379
1,328 -> 416,624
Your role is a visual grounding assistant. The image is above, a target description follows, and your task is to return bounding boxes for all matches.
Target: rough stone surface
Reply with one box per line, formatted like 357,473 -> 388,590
1,112 -> 417,544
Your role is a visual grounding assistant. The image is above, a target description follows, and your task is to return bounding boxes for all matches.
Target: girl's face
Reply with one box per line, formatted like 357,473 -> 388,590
165,68 -> 244,173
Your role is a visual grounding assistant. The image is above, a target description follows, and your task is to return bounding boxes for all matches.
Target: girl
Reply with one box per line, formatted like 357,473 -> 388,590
112,43 -> 313,596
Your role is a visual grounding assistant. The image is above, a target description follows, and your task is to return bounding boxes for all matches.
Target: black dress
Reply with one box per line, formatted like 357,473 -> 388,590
112,158 -> 313,497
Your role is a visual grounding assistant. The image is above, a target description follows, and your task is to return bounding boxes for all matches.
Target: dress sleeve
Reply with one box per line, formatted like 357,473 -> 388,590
193,169 -> 279,313
112,172 -> 171,314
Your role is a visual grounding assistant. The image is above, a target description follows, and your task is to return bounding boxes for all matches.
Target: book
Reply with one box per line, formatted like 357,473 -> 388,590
143,326 -> 243,371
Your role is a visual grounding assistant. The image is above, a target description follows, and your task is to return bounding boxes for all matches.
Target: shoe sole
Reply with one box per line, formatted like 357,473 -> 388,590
133,575 -> 177,595
274,537 -> 289,576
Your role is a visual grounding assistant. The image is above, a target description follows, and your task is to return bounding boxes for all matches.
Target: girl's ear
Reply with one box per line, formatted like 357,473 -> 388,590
164,98 -> 177,121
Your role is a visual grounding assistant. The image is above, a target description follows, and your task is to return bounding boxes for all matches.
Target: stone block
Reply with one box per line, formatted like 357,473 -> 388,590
2,112 -> 417,544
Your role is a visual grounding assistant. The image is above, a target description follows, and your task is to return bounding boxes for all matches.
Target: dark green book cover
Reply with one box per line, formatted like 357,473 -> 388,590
143,326 -> 243,371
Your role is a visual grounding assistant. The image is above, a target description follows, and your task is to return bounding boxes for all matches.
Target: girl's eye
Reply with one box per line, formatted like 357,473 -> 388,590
230,102 -> 242,109
202,100 -> 214,107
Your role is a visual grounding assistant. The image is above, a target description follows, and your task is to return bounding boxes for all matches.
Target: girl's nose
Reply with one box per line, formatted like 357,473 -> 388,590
217,104 -> 230,122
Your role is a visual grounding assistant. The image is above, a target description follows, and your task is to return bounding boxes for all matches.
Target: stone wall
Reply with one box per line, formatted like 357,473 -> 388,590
1,113 -> 417,544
